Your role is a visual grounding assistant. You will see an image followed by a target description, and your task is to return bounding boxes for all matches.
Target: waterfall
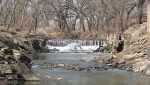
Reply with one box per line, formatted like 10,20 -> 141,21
46,39 -> 106,53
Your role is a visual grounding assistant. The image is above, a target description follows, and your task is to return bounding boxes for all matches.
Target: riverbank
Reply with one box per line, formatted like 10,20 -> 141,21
0,30 -> 40,81
116,23 -> 150,75
96,23 -> 150,76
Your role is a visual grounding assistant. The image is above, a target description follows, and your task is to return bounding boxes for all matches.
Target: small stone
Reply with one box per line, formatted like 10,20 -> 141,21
45,75 -> 52,79
13,49 -> 21,60
5,69 -> 12,74
56,77 -> 63,80
23,74 -> 40,81
145,69 -> 150,75
57,64 -> 65,67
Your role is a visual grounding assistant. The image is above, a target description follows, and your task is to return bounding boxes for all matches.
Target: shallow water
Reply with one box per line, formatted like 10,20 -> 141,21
21,53 -> 150,85
31,69 -> 150,85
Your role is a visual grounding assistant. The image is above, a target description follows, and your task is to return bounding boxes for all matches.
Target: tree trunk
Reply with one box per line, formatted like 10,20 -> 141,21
148,1 -> 150,33
137,0 -> 145,24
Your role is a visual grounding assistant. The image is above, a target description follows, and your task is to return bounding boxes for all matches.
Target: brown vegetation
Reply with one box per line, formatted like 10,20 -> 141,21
0,0 -> 147,40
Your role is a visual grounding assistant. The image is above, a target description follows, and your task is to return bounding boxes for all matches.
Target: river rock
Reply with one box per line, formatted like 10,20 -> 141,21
57,64 -> 65,67
13,49 -> 21,61
132,60 -> 150,74
23,74 -> 40,81
145,67 -> 150,76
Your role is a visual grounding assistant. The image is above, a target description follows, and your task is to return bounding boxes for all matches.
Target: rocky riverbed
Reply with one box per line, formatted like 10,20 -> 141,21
32,58 -> 133,72
31,53 -> 134,77
32,53 -> 113,71
29,53 -> 150,85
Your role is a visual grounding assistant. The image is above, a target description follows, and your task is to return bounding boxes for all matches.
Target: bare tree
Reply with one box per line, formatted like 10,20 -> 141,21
0,0 -> 146,36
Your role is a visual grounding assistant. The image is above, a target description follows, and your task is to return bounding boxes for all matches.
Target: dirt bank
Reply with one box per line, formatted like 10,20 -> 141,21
100,23 -> 150,75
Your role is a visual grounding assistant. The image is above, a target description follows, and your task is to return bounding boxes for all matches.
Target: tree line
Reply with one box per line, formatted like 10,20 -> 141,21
0,0 -> 147,34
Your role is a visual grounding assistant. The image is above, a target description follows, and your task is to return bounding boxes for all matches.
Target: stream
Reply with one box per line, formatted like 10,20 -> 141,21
12,53 -> 150,85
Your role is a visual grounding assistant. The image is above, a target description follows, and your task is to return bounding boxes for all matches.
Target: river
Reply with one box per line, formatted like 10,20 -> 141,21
11,53 -> 150,85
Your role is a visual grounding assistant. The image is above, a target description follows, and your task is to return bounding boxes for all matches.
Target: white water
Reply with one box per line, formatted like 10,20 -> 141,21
47,43 -> 100,52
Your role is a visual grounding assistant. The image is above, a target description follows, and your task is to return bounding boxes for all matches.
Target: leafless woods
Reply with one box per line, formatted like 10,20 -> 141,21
0,0 -> 147,34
